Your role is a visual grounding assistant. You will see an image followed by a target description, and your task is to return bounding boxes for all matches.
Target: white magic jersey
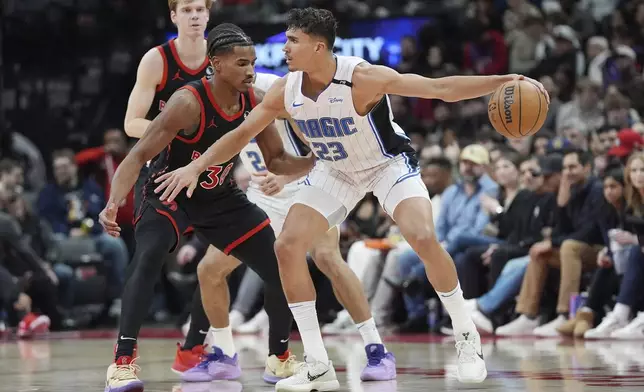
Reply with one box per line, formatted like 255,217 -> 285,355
240,73 -> 308,198
284,55 -> 413,173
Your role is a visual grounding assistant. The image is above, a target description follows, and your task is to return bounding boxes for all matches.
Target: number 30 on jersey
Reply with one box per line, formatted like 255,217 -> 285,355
191,151 -> 234,189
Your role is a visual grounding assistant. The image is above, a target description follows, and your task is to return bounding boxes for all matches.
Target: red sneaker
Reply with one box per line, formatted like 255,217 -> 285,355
17,313 -> 50,339
171,343 -> 207,374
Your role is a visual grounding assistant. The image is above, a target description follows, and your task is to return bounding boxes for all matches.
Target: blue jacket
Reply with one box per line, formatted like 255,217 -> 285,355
37,179 -> 105,236
436,174 -> 498,244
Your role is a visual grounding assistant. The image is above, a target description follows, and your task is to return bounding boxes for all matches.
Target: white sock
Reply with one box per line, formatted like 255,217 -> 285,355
613,303 -> 631,322
289,301 -> 329,363
355,318 -> 384,348
209,326 -> 236,357
437,282 -> 476,336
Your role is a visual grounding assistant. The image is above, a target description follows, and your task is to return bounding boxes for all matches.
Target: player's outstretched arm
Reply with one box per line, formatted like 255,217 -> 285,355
353,63 -> 549,103
123,48 -> 164,138
254,89 -> 316,179
100,89 -> 200,236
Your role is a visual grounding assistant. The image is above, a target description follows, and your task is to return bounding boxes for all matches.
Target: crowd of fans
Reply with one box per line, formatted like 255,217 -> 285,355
2,0 -> 644,341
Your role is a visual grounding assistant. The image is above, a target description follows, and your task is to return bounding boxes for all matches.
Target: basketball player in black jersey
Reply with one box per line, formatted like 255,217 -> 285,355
120,0 -> 216,379
102,23 -> 314,392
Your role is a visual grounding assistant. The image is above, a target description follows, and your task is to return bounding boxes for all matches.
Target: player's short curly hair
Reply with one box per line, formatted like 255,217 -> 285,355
206,23 -> 253,57
287,7 -> 338,49
168,0 -> 214,12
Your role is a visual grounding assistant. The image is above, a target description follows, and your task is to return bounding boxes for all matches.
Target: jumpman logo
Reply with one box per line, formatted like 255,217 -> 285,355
172,70 -> 184,81
208,117 -> 217,128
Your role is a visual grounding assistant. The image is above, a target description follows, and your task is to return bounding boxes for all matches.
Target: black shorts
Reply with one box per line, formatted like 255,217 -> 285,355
134,190 -> 271,255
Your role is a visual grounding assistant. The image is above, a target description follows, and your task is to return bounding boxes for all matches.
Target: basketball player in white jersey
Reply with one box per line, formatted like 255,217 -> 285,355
189,72 -> 396,383
153,8 -> 549,391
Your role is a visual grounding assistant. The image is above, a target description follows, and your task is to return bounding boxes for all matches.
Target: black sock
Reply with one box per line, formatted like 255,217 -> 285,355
183,287 -> 210,350
264,286 -> 293,357
115,337 -> 137,361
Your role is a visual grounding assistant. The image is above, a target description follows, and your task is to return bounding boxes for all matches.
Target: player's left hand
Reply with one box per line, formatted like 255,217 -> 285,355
154,163 -> 200,202
512,74 -> 550,104
257,172 -> 286,196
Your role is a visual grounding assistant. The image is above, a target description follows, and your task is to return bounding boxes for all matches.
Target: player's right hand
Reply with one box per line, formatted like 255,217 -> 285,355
99,203 -> 121,237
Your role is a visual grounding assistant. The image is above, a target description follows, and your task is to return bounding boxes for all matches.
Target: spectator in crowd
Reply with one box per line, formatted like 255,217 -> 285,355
556,78 -> 604,134
5,195 -> 76,311
0,131 -> 46,196
470,154 -> 562,333
606,128 -> 644,166
37,149 -> 128,316
583,154 -> 644,339
75,128 -> 135,253
558,166 -> 628,337
0,159 -> 24,196
0,185 -> 63,335
437,144 -> 498,253
496,149 -> 604,336
456,153 -> 536,299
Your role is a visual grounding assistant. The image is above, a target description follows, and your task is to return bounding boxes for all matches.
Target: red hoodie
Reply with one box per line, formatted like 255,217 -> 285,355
75,147 -> 135,226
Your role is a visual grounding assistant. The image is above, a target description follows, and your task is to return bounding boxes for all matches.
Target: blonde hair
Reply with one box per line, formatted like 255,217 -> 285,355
624,152 -> 644,216
168,0 -> 214,11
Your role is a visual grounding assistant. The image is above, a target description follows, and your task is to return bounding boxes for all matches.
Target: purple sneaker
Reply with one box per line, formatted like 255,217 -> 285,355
181,346 -> 242,382
360,344 -> 397,381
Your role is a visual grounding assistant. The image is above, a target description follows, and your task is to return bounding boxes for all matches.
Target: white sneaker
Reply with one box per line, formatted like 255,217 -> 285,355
321,310 -> 353,334
229,310 -> 245,330
237,309 -> 269,334
495,315 -> 539,337
105,360 -> 143,392
275,357 -> 340,391
584,311 -> 628,339
471,310 -> 494,334
263,351 -> 302,384
454,330 -> 487,383
611,312 -> 644,339
533,315 -> 567,337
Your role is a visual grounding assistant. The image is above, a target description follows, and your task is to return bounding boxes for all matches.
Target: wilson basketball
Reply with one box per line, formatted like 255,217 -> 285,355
488,79 -> 548,139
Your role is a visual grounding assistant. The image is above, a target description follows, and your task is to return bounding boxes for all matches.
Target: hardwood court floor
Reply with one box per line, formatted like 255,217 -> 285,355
1,330 -> 644,391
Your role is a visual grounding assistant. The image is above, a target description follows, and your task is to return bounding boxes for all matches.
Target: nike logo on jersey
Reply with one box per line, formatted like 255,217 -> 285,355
199,330 -> 209,335
307,369 -> 329,382
120,336 -> 136,341
292,102 -> 304,107
280,338 -> 289,343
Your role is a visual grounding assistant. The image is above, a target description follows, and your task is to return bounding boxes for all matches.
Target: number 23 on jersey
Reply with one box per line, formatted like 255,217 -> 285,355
190,151 -> 234,189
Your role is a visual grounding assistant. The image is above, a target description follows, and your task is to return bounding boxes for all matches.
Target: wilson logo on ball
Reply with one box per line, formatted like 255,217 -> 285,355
503,85 -> 515,124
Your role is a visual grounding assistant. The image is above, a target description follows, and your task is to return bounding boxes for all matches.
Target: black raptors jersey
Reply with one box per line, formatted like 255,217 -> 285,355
145,39 -> 211,121
146,77 -> 255,204
135,39 -> 211,210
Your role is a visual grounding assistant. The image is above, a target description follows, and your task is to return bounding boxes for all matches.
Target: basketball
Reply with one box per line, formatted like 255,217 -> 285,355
488,79 -> 549,139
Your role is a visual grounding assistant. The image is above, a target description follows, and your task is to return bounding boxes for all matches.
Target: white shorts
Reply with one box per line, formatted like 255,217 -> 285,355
293,153 -> 429,227
246,187 -> 296,235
